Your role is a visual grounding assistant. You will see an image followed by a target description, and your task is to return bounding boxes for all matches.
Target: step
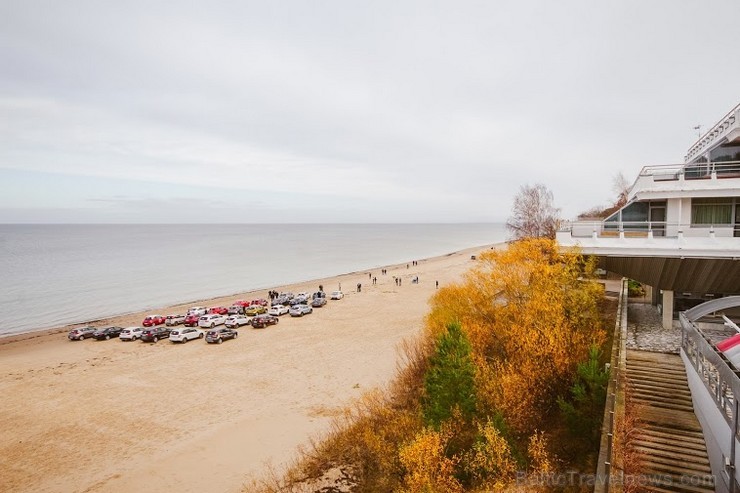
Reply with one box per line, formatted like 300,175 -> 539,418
632,442 -> 711,466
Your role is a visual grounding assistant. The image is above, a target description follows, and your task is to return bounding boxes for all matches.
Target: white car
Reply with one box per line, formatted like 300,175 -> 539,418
187,306 -> 208,316
169,327 -> 204,343
330,291 -> 344,300
198,314 -> 227,328
165,314 -> 186,326
268,304 -> 289,316
225,314 -> 250,328
119,327 -> 144,341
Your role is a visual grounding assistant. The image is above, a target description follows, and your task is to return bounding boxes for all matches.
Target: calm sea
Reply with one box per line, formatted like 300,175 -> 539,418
0,223 -> 507,336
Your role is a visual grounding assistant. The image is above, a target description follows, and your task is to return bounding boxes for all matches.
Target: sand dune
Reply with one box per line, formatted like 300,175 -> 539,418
0,244 -> 499,493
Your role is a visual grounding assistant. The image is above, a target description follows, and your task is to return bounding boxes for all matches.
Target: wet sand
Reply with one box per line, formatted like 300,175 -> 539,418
0,243 -> 500,493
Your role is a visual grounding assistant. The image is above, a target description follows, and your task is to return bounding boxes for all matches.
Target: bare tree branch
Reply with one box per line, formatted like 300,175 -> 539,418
506,184 -> 561,240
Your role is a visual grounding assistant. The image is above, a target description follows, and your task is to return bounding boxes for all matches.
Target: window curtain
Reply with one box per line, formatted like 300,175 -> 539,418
692,199 -> 733,224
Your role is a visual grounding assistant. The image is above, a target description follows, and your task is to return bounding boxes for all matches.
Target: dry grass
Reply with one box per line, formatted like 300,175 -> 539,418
615,383 -> 645,493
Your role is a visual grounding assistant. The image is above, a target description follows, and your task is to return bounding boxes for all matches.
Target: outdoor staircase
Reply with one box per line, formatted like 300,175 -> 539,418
625,350 -> 715,493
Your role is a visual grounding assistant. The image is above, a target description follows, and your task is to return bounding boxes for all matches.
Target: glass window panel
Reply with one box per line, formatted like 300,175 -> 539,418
691,198 -> 733,225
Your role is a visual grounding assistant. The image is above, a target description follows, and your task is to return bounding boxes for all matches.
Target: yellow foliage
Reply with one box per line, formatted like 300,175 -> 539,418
398,427 -> 463,493
465,420 -> 517,490
425,239 -> 605,435
527,431 -> 555,473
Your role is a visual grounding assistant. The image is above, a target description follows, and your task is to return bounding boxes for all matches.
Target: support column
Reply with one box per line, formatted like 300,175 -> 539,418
644,284 -> 653,304
662,290 -> 674,330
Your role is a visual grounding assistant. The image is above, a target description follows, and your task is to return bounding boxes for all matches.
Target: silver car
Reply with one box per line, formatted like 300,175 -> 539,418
165,314 -> 186,326
289,304 -> 313,317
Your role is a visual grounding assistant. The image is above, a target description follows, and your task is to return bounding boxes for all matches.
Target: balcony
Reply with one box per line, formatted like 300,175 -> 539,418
685,102 -> 740,163
628,161 -> 740,202
561,221 -> 739,240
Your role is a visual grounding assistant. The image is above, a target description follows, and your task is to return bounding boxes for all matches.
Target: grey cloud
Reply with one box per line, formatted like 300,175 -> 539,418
1,0 -> 739,222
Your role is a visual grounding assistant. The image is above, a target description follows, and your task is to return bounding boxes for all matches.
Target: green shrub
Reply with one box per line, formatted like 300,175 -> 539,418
627,279 -> 645,297
557,345 -> 610,451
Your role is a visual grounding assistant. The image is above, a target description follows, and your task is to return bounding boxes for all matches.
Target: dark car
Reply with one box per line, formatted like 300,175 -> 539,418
289,295 -> 309,306
205,327 -> 238,344
68,326 -> 96,341
183,314 -> 201,327
140,326 -> 172,342
251,314 -> 279,328
311,297 -> 327,308
92,326 -> 124,340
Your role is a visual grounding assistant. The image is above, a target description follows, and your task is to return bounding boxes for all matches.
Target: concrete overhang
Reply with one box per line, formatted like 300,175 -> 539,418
726,127 -> 740,145
596,256 -> 740,293
558,235 -> 740,293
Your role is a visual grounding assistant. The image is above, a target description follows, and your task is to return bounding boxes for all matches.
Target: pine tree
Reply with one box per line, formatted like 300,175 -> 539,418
423,321 -> 477,429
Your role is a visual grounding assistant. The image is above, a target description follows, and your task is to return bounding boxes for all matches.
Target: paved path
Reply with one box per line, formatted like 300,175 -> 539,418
626,303 -> 681,354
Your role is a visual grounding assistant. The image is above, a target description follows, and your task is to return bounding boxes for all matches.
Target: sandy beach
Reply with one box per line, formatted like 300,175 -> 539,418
0,243 -> 500,493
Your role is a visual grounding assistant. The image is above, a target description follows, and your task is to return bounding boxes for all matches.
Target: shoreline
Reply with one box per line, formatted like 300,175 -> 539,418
0,242 -> 504,493
0,243 -> 499,346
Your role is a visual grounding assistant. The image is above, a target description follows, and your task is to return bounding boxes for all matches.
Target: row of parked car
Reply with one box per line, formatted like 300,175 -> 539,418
67,290 -> 345,344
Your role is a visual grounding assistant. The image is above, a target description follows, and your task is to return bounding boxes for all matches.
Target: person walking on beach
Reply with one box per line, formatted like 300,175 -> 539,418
357,283 -> 361,293
436,280 -> 439,289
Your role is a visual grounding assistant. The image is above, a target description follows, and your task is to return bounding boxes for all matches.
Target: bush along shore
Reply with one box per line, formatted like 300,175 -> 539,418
251,239 -> 614,492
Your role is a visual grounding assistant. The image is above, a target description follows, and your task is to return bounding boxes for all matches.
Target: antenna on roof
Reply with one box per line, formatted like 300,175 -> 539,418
693,124 -> 702,137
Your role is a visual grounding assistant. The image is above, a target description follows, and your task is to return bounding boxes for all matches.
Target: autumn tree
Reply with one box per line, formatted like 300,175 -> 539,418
426,239 -> 605,435
612,171 -> 630,208
577,172 -> 632,219
506,184 -> 561,240
399,427 -> 463,493
257,239 -> 609,493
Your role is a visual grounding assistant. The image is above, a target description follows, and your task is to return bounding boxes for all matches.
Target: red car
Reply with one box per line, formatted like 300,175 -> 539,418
183,313 -> 201,327
234,300 -> 251,307
208,306 -> 229,315
142,315 -> 166,327
250,299 -> 269,307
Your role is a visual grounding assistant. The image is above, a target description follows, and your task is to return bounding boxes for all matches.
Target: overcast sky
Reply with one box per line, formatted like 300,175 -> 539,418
1,1 -> 738,223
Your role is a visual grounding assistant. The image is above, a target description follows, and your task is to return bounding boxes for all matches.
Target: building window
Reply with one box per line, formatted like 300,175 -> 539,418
691,198 -> 733,225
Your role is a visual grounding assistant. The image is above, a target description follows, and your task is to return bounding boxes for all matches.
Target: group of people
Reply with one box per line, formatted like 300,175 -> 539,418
349,260 -> 439,292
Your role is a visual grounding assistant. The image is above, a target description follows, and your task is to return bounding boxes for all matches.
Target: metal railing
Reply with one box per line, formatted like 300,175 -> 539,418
561,220 -> 737,239
685,103 -> 740,163
637,161 -> 740,181
681,297 -> 740,492
595,278 -> 628,493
